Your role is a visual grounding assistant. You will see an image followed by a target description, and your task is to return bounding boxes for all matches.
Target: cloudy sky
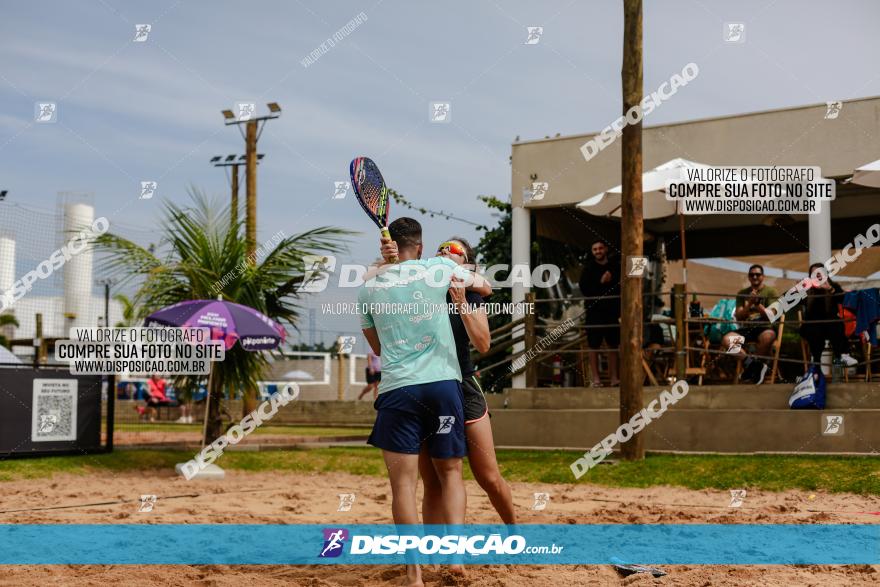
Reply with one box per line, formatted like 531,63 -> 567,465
3,0 -> 879,347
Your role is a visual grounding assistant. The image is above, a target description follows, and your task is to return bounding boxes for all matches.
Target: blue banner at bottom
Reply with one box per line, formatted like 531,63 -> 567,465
0,524 -> 877,565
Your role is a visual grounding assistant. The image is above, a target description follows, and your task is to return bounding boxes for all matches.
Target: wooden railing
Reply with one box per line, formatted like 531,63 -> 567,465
471,284 -> 876,388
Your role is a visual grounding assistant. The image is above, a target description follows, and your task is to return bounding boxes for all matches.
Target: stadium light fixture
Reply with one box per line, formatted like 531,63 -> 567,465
212,154 -> 263,167
221,101 -> 280,259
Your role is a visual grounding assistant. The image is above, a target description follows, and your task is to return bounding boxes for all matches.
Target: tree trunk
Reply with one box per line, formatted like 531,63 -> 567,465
619,0 -> 644,461
242,385 -> 258,419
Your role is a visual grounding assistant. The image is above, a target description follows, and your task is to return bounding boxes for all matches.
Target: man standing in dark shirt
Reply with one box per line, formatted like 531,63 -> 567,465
579,240 -> 621,386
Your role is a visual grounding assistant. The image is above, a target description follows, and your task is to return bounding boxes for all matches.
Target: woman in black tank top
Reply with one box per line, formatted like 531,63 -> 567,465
380,236 -> 516,524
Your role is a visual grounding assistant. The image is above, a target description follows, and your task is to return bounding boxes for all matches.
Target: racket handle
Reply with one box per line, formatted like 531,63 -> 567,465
380,227 -> 398,263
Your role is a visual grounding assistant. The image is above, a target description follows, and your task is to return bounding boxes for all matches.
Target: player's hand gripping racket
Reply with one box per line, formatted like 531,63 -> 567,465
350,156 -> 397,263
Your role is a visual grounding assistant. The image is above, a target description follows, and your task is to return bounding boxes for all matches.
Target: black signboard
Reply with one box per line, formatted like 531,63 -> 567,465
0,365 -> 109,458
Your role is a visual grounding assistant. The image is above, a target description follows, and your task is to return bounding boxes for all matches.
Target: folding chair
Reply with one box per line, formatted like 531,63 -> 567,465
735,314 -> 785,384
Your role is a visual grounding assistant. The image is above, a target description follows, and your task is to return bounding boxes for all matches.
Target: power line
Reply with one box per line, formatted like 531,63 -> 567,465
388,188 -> 481,226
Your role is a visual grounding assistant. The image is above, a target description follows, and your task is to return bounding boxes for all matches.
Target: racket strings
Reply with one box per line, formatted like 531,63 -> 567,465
358,180 -> 386,217
351,157 -> 390,226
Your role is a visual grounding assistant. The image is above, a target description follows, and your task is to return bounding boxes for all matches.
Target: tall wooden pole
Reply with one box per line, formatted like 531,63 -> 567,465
245,120 -> 258,262
243,122 -> 259,418
619,0 -> 644,461
231,164 -> 239,234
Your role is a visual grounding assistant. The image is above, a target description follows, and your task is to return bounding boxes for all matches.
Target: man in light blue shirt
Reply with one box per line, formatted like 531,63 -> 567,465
358,217 -> 474,586
358,256 -> 466,394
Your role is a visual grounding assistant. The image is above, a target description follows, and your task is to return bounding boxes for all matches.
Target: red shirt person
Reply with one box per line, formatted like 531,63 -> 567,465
146,374 -> 170,403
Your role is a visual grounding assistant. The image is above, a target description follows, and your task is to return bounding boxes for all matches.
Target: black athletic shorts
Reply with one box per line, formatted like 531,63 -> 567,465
734,322 -> 775,343
586,325 -> 620,350
365,368 -> 381,384
462,375 -> 489,424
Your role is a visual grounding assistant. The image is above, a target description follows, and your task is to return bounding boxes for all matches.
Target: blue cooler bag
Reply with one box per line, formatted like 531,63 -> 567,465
789,365 -> 827,409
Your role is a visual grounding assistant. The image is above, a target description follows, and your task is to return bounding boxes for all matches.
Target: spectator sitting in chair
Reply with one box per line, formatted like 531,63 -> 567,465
799,263 -> 858,368
145,373 -> 172,423
721,264 -> 777,384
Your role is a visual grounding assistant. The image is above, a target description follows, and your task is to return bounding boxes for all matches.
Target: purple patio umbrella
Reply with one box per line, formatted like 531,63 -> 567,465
145,299 -> 286,350
144,299 -> 287,446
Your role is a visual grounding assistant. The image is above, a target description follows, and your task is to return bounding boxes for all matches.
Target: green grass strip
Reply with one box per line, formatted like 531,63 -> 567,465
2,448 -> 878,495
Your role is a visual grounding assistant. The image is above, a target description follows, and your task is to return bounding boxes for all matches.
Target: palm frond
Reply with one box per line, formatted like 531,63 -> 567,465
94,190 -> 355,425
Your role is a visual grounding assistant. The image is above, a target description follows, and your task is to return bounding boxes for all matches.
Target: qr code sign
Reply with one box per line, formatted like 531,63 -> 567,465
32,379 -> 78,442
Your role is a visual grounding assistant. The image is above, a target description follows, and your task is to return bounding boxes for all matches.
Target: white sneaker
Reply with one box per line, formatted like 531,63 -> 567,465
175,416 -> 187,423
185,416 -> 193,424
840,353 -> 858,367
726,335 -> 745,354
753,362 -> 769,385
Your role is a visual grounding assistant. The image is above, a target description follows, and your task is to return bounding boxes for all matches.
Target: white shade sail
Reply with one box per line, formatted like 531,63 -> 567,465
577,158 -> 711,219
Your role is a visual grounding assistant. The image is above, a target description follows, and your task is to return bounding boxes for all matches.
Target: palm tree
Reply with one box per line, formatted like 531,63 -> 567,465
113,293 -> 140,327
95,191 -> 352,442
0,313 -> 19,349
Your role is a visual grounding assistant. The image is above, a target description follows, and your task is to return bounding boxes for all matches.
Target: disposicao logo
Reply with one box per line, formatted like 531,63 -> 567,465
319,528 -> 349,558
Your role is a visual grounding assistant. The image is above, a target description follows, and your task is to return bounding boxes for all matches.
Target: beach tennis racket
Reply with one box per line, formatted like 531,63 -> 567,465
350,156 -> 397,263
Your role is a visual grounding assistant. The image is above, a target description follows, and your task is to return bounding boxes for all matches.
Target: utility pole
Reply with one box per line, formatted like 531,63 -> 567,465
231,164 -> 239,229
220,103 -> 281,262
96,278 -> 115,328
619,0 -> 645,461
245,120 -> 257,260
211,154 -> 263,234
218,103 -> 280,419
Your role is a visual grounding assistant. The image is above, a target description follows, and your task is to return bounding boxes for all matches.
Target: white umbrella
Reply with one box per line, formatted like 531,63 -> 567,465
851,158 -> 880,188
0,346 -> 22,365
577,158 -> 711,219
577,158 -> 712,288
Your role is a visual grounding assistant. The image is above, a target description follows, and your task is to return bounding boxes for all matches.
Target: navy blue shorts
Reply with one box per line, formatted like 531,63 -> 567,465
368,379 -> 466,459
